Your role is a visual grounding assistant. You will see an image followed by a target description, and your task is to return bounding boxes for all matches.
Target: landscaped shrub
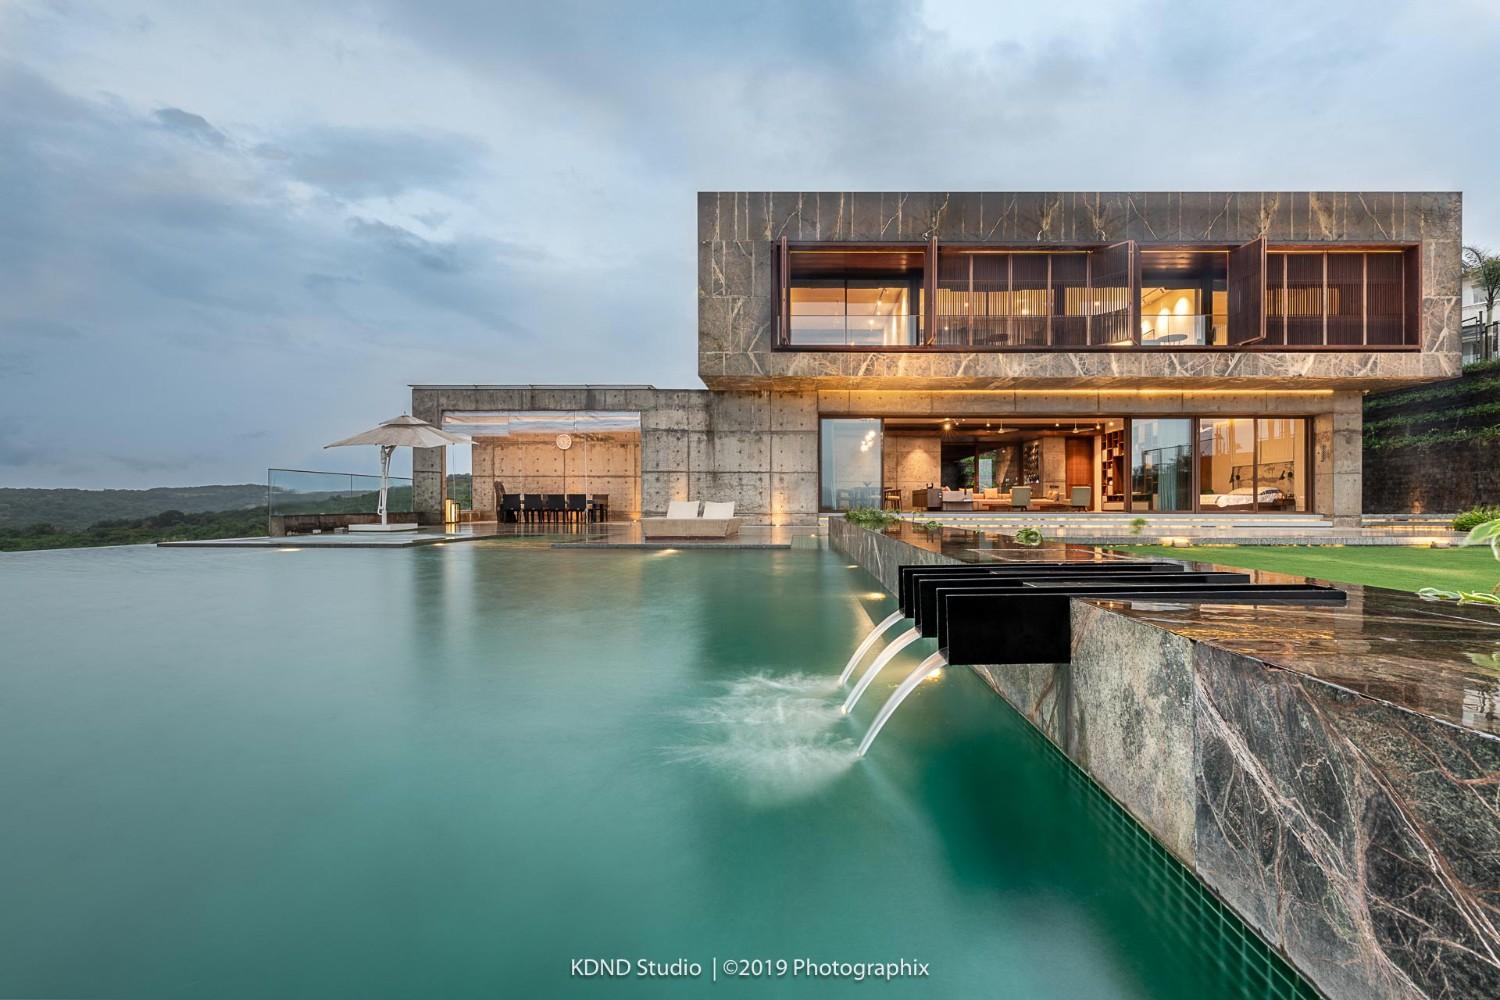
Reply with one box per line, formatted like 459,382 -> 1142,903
1418,517 -> 1500,609
1453,506 -> 1500,532
844,507 -> 901,530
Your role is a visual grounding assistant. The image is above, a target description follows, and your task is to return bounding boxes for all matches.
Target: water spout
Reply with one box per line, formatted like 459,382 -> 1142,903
841,627 -> 922,715
857,652 -> 948,757
838,610 -> 906,685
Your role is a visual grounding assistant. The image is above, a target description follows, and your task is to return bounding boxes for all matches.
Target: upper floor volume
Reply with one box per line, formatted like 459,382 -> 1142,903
698,192 -> 1462,387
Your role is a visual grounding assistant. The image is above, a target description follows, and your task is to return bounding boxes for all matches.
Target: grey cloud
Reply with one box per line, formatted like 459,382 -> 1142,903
347,217 -> 470,273
0,0 -> 1494,488
0,66 -> 560,487
277,127 -> 488,200
153,106 -> 227,145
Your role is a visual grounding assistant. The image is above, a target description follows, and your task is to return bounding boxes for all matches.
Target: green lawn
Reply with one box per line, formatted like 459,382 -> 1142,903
1118,544 -> 1500,594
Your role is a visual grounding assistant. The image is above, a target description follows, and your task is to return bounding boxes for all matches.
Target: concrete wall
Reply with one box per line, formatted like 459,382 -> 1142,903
698,191 -> 1462,389
472,434 -> 640,517
410,386 -> 820,526
413,384 -> 1365,524
882,435 -> 940,507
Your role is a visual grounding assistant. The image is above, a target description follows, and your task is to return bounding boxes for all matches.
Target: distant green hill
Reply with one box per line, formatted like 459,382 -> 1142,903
1,508 -> 268,552
0,485 -> 265,530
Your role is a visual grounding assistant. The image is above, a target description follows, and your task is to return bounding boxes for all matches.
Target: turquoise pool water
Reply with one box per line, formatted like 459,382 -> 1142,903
0,542 -> 1307,998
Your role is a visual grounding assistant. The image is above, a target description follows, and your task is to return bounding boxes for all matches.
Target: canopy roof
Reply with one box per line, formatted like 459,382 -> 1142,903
326,414 -> 469,450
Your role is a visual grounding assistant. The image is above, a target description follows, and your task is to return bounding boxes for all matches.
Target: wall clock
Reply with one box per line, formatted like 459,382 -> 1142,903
555,433 -> 573,450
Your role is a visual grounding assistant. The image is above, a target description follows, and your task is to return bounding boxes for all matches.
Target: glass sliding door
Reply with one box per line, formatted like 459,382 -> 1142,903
1198,418 -> 1257,511
1256,418 -> 1307,511
819,418 -> 882,511
1130,419 -> 1193,512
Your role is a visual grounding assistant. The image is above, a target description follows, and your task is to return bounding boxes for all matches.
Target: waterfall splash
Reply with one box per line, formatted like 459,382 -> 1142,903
841,627 -> 922,715
666,672 -> 856,804
838,610 -> 906,685
857,651 -> 947,757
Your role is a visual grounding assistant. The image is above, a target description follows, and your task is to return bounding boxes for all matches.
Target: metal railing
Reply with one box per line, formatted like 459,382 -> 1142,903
1140,314 -> 1229,347
267,468 -> 414,517
787,313 -> 920,347
1462,320 -> 1499,365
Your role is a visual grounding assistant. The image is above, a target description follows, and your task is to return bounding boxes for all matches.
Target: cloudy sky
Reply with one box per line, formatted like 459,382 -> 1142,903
2,0 -> 1496,487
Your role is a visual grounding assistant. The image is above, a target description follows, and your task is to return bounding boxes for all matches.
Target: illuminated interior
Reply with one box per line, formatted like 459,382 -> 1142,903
819,414 -> 1310,514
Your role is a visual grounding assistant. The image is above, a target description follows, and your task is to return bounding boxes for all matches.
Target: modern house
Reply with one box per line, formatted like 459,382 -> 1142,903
1462,272 -> 1497,363
412,192 -> 1461,527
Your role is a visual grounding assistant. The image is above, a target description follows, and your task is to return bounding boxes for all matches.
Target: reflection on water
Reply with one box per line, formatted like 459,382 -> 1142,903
667,672 -> 857,806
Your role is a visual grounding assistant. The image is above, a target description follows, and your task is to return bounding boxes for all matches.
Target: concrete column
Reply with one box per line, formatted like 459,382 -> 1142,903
413,445 -> 444,525
1330,391 -> 1363,527
1314,392 -> 1364,526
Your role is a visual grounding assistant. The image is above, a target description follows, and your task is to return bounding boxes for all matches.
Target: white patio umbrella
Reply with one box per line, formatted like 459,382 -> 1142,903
325,415 -> 469,529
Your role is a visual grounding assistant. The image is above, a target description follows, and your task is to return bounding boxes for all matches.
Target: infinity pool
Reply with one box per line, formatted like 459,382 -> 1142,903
0,542 -> 1307,997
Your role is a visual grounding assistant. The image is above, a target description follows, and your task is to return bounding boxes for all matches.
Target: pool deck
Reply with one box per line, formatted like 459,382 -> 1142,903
830,518 -> 1500,1000
159,521 -> 804,550
158,523 -> 505,548
550,523 -> 799,549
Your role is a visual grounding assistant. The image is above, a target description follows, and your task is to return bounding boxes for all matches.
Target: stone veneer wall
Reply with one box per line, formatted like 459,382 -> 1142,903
828,518 -> 1500,1000
1363,369 -> 1500,513
410,386 -> 821,525
699,191 -> 1461,389
1363,437 -> 1500,513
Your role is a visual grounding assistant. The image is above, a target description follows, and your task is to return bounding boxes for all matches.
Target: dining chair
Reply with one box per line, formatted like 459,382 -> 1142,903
590,493 -> 610,523
501,494 -> 522,524
565,494 -> 588,526
541,494 -> 565,525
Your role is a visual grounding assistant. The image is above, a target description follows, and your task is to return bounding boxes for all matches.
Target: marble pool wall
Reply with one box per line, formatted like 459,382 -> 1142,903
828,516 -> 1500,1000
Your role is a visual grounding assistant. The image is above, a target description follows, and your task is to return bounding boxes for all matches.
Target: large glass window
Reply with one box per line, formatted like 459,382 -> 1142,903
1195,417 -> 1307,511
1257,418 -> 1307,512
820,419 -> 882,511
1139,250 -> 1229,347
1131,419 -> 1193,512
789,281 -> 919,346
1198,418 -> 1257,510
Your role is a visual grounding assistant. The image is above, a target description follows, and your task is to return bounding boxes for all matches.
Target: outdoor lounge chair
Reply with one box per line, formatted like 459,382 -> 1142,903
640,500 -> 743,539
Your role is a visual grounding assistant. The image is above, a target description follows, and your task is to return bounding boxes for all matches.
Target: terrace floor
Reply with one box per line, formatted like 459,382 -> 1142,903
158,521 -> 808,550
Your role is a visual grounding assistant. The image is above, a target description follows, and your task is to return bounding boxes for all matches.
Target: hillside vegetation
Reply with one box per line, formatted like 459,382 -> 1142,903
0,484 -> 264,530
1,508 -> 267,552
1364,358 -> 1500,451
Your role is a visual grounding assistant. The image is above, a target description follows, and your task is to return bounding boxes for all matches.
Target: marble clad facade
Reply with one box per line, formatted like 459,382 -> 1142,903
412,193 -> 1460,525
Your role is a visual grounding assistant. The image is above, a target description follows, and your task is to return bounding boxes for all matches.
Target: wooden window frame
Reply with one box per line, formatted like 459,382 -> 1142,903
774,240 -> 1422,352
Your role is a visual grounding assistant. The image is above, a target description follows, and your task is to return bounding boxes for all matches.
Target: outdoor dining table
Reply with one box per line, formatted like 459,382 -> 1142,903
502,492 -> 609,524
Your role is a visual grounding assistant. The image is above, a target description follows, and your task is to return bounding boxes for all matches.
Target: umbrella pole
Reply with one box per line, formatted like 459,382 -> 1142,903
379,444 -> 394,526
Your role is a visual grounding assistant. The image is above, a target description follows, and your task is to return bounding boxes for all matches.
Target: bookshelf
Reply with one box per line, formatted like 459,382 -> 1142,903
1100,428 -> 1127,507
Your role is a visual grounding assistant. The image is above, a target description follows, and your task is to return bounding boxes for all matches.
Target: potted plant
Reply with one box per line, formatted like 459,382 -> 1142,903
1014,526 -> 1043,547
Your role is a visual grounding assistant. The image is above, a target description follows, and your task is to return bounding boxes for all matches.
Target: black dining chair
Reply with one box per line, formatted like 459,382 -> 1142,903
565,494 -> 588,526
590,493 -> 610,524
500,494 -> 522,524
541,494 -> 565,525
